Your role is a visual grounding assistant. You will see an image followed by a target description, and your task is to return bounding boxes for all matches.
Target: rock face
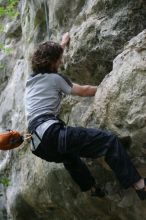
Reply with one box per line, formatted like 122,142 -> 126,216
0,0 -> 146,219
93,30 -> 146,157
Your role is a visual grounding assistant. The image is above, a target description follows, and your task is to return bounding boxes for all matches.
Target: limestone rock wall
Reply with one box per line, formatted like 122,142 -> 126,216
0,0 -> 146,219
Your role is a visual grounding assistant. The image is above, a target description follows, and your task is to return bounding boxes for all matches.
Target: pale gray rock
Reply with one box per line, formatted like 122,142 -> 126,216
63,0 -> 146,84
93,30 -> 146,158
0,0 -> 146,220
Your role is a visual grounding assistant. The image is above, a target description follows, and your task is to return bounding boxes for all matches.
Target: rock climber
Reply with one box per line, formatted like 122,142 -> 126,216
24,32 -> 146,200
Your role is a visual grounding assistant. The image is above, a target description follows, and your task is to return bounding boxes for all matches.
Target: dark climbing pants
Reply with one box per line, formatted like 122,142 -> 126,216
32,123 -> 141,191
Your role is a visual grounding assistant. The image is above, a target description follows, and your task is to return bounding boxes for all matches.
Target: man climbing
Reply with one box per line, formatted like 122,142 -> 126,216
24,32 -> 146,200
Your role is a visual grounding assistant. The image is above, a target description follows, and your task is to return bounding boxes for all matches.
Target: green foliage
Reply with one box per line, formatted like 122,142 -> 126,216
0,1 -> 19,55
0,0 -> 19,18
0,43 -> 13,54
0,24 -> 4,32
0,178 -> 9,187
4,47 -> 13,54
0,43 -> 4,50
0,1 -> 19,54
0,63 -> 4,69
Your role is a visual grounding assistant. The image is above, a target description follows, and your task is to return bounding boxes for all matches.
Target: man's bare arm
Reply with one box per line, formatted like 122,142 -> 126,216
60,33 -> 97,97
60,32 -> 70,49
71,83 -> 97,97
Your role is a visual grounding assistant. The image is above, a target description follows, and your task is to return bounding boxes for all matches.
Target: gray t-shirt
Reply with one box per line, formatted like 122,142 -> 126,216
24,73 -> 73,150
25,73 -> 73,124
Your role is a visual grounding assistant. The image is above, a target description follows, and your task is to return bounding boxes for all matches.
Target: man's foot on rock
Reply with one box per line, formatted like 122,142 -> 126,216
135,178 -> 146,201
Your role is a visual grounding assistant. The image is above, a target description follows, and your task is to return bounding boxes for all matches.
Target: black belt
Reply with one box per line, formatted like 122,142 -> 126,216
28,114 -> 64,134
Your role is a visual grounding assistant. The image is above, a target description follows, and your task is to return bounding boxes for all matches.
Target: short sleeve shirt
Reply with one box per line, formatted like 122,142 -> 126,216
24,73 -> 73,124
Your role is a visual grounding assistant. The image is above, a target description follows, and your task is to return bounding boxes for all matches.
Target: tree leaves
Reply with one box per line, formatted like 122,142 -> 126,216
0,0 -> 19,18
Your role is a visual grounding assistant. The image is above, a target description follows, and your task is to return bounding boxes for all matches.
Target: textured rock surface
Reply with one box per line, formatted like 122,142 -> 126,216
0,0 -> 146,219
93,30 -> 146,155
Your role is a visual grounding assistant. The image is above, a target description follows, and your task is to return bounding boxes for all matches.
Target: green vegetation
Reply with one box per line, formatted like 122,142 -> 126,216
0,43 -> 13,54
0,23 -> 4,32
0,0 -> 19,54
0,0 -> 19,18
0,64 -> 4,69
0,178 -> 9,187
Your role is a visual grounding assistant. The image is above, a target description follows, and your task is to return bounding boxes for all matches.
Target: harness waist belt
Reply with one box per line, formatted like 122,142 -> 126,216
28,114 -> 61,134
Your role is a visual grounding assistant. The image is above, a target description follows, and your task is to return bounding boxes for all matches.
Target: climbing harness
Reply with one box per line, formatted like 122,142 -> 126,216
0,114 -> 65,151
0,130 -> 32,150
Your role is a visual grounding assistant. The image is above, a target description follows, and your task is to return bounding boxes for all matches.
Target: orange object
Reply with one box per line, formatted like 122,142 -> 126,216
0,130 -> 24,150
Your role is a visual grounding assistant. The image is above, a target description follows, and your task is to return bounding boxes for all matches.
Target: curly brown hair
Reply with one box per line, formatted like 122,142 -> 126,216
31,41 -> 63,74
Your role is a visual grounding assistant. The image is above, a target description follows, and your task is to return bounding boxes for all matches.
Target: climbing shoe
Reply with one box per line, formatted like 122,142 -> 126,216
135,178 -> 146,200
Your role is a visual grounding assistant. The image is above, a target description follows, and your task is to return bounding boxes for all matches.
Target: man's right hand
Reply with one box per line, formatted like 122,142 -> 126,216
61,32 -> 70,49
